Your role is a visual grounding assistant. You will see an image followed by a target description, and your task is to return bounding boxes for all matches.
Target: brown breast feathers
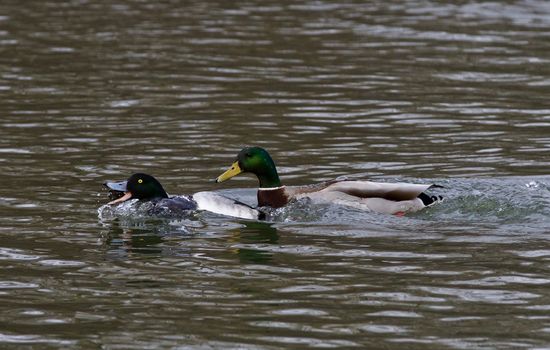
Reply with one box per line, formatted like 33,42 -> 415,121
257,187 -> 289,208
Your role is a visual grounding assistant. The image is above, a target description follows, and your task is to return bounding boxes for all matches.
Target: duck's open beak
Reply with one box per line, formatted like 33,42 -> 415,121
107,192 -> 133,205
104,180 -> 128,192
103,180 -> 133,205
215,161 -> 243,183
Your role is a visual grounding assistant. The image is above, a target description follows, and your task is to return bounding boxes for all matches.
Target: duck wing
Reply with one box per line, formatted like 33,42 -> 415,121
193,191 -> 264,220
284,179 -> 341,198
318,180 -> 437,201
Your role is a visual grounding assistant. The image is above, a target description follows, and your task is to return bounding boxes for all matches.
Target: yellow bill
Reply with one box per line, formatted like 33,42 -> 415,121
215,161 -> 243,183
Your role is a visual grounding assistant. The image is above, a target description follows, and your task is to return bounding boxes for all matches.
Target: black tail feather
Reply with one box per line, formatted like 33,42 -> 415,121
418,193 -> 444,207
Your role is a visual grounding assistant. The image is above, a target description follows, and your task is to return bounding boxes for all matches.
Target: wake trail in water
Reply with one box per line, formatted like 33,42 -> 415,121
98,177 -> 550,238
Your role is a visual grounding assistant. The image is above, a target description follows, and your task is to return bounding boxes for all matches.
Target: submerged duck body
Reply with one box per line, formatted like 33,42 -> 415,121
104,173 -> 263,219
215,147 -> 443,215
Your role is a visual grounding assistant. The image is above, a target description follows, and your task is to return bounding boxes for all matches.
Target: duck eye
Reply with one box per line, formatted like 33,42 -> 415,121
245,153 -> 252,158
138,179 -> 143,184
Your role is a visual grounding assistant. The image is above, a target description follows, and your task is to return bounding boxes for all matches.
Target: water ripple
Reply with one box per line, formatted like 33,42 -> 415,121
2,0 -> 550,349
416,286 -> 540,304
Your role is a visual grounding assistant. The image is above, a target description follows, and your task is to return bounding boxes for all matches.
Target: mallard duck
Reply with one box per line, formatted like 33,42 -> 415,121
104,173 -> 263,219
215,147 -> 443,215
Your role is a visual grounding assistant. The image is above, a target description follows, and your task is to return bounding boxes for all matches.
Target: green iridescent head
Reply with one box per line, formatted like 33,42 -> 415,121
215,147 -> 281,188
104,173 -> 168,205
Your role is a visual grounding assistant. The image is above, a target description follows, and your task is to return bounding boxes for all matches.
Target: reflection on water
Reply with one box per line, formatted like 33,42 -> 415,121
230,221 -> 279,264
102,224 -> 165,257
2,0 -> 550,348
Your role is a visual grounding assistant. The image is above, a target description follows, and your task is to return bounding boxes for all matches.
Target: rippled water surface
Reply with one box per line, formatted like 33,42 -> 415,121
2,1 -> 550,348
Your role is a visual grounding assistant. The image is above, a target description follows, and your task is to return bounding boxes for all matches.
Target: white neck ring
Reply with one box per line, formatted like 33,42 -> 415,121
258,185 -> 285,191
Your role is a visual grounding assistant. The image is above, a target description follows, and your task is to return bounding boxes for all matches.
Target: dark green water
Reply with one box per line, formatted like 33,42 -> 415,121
2,1 -> 550,348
